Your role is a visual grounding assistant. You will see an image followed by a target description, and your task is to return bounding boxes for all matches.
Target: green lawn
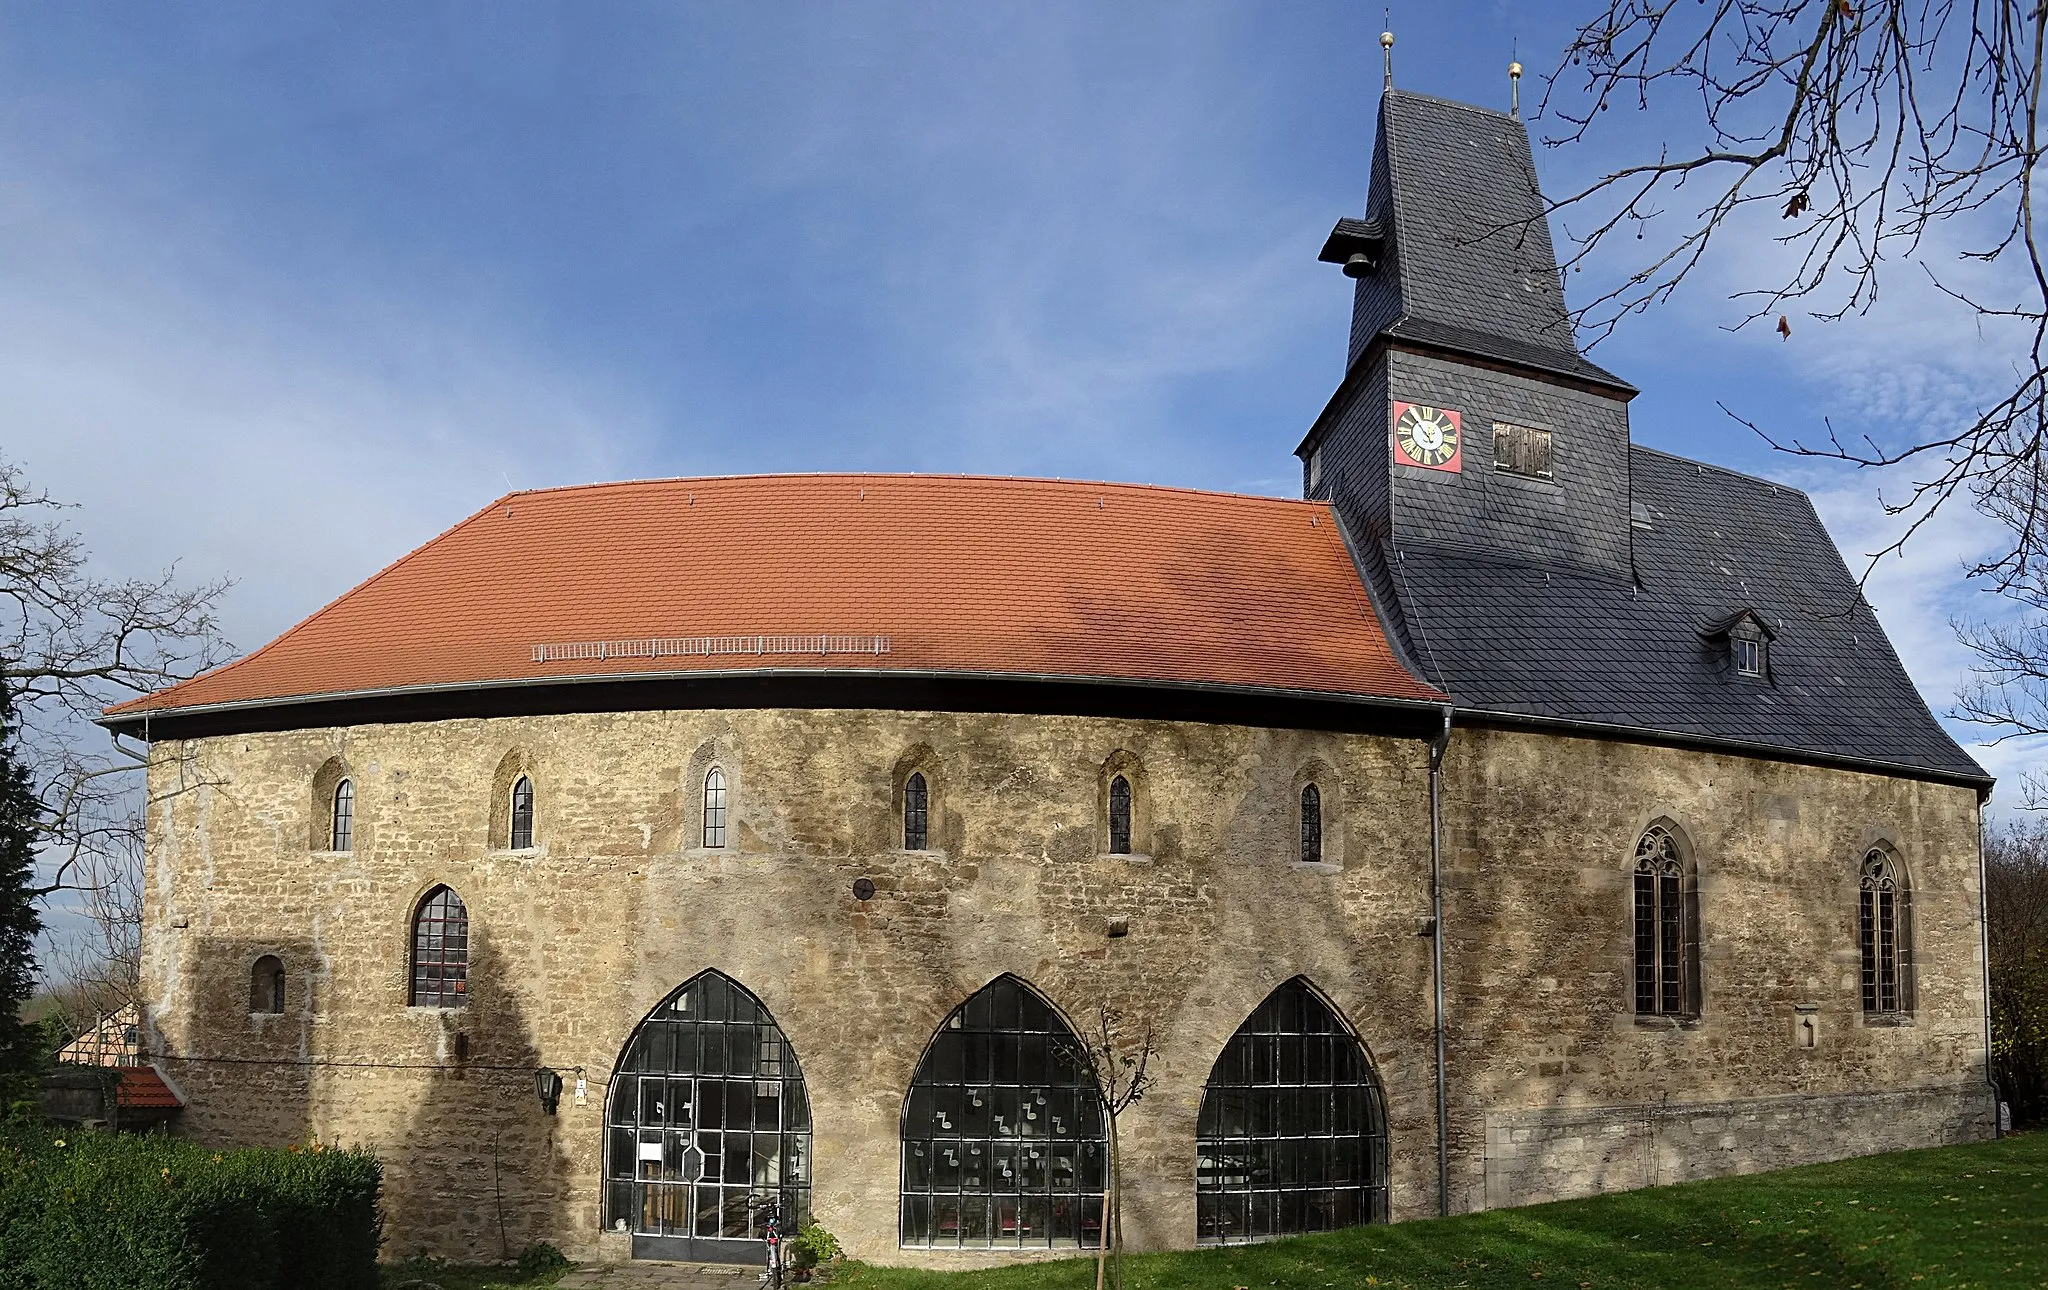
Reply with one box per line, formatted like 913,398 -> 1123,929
833,1132 -> 2048,1290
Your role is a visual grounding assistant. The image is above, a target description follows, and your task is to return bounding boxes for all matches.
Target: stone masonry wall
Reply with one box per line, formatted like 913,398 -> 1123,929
1440,727 -> 1993,1213
139,710 -> 1990,1267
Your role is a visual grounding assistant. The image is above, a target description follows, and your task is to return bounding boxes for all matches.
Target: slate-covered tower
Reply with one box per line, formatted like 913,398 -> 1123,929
1300,85 -> 1978,783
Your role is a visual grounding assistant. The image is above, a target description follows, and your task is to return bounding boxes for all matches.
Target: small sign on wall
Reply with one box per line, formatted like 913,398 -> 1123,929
1392,401 -> 1462,473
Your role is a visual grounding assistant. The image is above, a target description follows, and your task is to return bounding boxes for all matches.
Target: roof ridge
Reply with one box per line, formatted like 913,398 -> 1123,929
499,472 -> 1327,508
1385,87 -> 1524,125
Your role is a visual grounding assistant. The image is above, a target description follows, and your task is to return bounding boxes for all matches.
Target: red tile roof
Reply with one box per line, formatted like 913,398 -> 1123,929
106,474 -> 1442,720
116,1067 -> 183,1110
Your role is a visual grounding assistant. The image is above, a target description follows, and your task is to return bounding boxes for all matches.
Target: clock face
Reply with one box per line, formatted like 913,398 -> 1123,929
1392,401 -> 1462,472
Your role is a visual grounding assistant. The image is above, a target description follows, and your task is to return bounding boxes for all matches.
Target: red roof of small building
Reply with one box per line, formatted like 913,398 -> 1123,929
116,1067 -> 183,1110
106,474 -> 1442,720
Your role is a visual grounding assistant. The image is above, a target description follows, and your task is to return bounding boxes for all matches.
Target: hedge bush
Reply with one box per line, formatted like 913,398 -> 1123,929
0,1126 -> 380,1290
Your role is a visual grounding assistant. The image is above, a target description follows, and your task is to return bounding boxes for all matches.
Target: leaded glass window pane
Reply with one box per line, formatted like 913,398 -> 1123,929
409,886 -> 468,1008
1196,978 -> 1388,1244
703,769 -> 727,849
900,975 -> 1105,1250
1300,784 -> 1322,865
510,776 -> 534,850
1631,826 -> 1695,1018
1108,777 -> 1132,855
331,779 -> 354,852
1860,848 -> 1910,1015
604,971 -> 812,1256
905,773 -> 929,851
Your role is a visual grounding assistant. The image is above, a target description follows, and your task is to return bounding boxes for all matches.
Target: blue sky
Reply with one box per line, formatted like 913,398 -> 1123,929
7,2 -> 2036,810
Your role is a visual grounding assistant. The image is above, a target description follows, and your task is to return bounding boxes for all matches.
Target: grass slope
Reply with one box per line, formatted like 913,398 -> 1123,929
835,1132 -> 2048,1290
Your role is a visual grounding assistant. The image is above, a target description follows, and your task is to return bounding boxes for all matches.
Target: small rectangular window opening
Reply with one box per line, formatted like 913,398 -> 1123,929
1734,637 -> 1762,676
1492,422 -> 1554,479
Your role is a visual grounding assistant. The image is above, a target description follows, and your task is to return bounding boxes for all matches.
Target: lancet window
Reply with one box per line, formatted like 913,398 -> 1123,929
1632,824 -> 1698,1018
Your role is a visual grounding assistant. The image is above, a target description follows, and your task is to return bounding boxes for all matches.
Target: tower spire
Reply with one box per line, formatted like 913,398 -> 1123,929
1381,27 -> 1395,92
1509,54 -> 1522,114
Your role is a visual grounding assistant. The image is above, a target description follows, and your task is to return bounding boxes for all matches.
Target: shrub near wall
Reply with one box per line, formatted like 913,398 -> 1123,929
0,1127 -> 380,1290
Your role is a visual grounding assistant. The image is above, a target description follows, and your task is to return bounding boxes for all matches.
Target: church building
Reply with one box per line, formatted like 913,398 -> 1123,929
103,78 -> 1995,1269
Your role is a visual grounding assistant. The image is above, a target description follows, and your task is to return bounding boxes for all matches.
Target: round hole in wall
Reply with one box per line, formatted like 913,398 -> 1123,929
852,877 -> 876,901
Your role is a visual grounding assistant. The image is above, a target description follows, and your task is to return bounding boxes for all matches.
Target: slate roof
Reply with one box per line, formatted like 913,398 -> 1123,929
1388,446 -> 1987,783
104,474 -> 1444,726
1352,91 -> 1631,393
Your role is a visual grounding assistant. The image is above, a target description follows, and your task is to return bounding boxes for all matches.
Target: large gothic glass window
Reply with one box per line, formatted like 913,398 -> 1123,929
409,886 -> 468,1008
1860,847 -> 1914,1016
1632,824 -> 1698,1018
1196,978 -> 1388,1243
605,971 -> 812,1264
900,975 -> 1106,1250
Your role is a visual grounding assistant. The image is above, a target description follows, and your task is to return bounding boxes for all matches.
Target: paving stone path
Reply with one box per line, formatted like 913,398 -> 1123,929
556,1261 -> 768,1290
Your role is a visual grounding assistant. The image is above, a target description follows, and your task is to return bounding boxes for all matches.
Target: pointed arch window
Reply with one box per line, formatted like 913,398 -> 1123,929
605,971 -> 812,1261
1632,825 -> 1699,1018
1197,978 -> 1388,1242
904,772 -> 929,851
702,769 -> 727,848
331,779 -> 354,852
410,886 -> 469,1008
1107,776 -> 1132,855
250,955 -> 286,1015
900,975 -> 1105,1249
1860,847 -> 1914,1017
509,776 -> 535,850
1299,784 -> 1323,865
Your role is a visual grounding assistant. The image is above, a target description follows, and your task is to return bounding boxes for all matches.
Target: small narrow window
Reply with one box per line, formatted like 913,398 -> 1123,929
1108,775 -> 1132,854
1299,784 -> 1323,864
509,776 -> 534,850
1734,637 -> 1762,676
702,768 -> 727,848
331,779 -> 354,852
410,886 -> 469,1008
1860,847 -> 1913,1016
904,771 -> 929,850
250,955 -> 285,1014
1632,825 -> 1698,1018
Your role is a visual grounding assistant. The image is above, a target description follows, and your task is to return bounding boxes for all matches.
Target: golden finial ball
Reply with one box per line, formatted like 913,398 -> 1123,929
1509,61 -> 1523,78
1380,30 -> 1395,47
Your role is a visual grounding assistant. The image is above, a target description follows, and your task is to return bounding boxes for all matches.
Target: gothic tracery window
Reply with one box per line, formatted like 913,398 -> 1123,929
701,768 -> 727,848
905,772 -> 929,851
509,775 -> 535,850
900,975 -> 1106,1250
1196,978 -> 1388,1242
1632,825 -> 1698,1019
1860,846 -> 1914,1016
410,886 -> 469,1008
1299,784 -> 1323,865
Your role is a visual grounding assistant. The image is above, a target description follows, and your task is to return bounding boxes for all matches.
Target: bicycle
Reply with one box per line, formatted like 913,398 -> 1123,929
748,1193 -> 787,1289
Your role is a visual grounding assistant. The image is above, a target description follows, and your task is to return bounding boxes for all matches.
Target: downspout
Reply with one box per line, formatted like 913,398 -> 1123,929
1977,797 -> 2000,1136
1429,706 -> 1453,1216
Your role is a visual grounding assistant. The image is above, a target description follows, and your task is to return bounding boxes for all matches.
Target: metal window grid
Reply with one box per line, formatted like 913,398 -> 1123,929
900,976 -> 1106,1250
702,770 -> 727,848
1860,849 -> 1908,1014
533,634 -> 891,664
331,779 -> 353,852
1196,979 -> 1389,1244
410,886 -> 469,1008
605,972 -> 812,1257
904,773 -> 929,851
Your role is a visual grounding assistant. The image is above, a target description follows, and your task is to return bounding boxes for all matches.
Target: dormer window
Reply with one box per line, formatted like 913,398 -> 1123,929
1702,609 -> 1774,681
1493,422 -> 1553,479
